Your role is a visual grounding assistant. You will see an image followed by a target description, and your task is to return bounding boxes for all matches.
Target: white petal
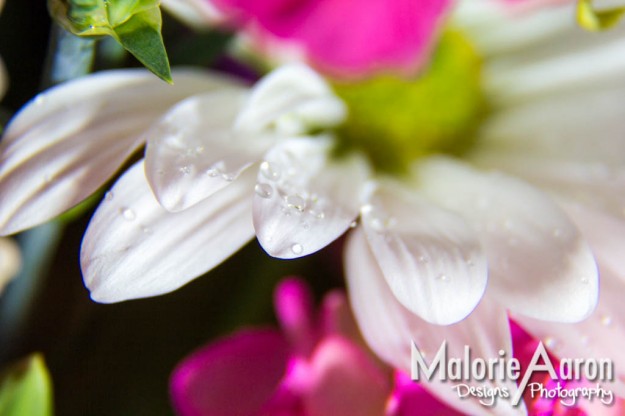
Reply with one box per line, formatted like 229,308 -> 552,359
253,137 -> 368,259
345,228 -> 525,416
145,89 -> 275,211
235,64 -> 346,135
81,161 -> 255,303
0,69 -> 236,235
360,184 -> 487,325
415,157 -> 598,323
483,10 -> 625,105
160,0 -> 222,29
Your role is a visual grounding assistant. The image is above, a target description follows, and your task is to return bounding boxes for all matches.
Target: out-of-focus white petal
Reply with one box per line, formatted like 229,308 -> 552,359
471,83 -> 625,220
483,9 -> 625,105
0,69 -> 233,236
253,137 -> 367,259
145,89 -> 275,211
161,0 -> 222,29
415,157 -> 598,323
81,161 -> 255,303
235,64 -> 346,135
360,184 -> 487,325
345,228 -> 525,416
0,237 -> 21,295
516,204 -> 625,398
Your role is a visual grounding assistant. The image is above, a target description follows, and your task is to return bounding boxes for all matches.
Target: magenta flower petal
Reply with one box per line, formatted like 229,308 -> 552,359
303,336 -> 391,416
211,0 -> 451,77
170,329 -> 290,416
388,372 -> 465,416
274,277 -> 317,356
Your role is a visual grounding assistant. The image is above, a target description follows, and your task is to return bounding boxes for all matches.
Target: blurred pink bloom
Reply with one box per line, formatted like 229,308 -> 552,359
170,278 -> 615,416
170,277 -> 462,415
207,0 -> 451,78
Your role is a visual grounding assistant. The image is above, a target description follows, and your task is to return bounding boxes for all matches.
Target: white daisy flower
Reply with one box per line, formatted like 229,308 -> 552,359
0,1 -> 624,411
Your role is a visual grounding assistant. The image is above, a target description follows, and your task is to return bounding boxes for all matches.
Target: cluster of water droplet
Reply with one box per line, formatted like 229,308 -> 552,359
255,159 -> 332,255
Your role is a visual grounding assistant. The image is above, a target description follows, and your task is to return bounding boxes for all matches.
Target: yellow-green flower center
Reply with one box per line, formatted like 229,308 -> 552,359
332,32 -> 486,174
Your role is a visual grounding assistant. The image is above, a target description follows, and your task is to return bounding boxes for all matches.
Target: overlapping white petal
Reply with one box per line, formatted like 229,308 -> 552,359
253,137 -> 368,259
82,161 -> 255,303
360,183 -> 487,324
514,203 -> 625,397
415,157 -> 598,323
235,64 -> 346,135
144,88 -> 276,211
345,227 -> 525,416
0,69 -> 233,236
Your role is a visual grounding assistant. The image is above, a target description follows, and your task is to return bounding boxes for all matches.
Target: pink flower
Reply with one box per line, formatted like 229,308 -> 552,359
170,277 -> 462,415
192,0 -> 451,78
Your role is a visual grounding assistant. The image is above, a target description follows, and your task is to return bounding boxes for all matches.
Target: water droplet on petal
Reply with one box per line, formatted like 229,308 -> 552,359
286,195 -> 306,212
291,243 -> 303,255
301,221 -> 310,230
260,161 -> 281,181
436,274 -> 450,282
254,183 -> 273,199
179,165 -> 191,175
206,168 -> 219,177
418,255 -> 429,264
580,277 -> 589,284
120,208 -> 136,221
142,226 -> 152,234
349,221 -> 358,228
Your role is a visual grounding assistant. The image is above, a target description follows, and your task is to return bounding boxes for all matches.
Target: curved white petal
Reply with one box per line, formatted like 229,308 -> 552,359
145,88 -> 276,211
235,64 -> 346,135
345,228 -> 525,416
0,69 -> 235,235
516,204 -> 625,399
253,137 -> 368,259
81,161 -> 255,303
415,157 -> 598,323
360,184 -> 487,325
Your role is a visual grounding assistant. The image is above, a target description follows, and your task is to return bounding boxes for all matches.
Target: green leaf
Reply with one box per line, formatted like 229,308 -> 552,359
49,0 -> 172,83
577,0 -> 625,31
0,354 -> 54,416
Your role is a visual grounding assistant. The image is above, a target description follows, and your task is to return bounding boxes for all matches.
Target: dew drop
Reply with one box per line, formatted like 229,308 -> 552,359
221,173 -> 235,182
179,165 -> 191,175
418,255 -> 429,264
260,161 -> 281,181
349,221 -> 358,228
254,183 -> 273,199
286,195 -> 306,212
309,209 -> 325,220
301,221 -> 310,230
206,168 -> 220,177
291,243 -> 303,255
369,217 -> 385,232
436,274 -> 450,283
120,208 -> 136,221
580,277 -> 590,284
600,315 -> 612,327
142,226 -> 152,234
104,191 -> 114,201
